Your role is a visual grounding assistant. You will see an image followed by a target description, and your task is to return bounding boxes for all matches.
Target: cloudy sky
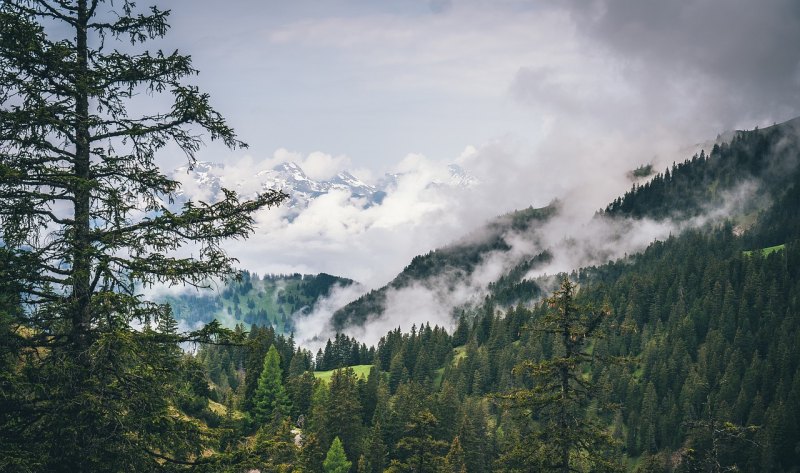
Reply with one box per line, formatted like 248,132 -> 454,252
151,0 -> 800,287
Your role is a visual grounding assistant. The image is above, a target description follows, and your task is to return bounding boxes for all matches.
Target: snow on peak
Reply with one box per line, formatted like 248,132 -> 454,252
172,158 -> 478,218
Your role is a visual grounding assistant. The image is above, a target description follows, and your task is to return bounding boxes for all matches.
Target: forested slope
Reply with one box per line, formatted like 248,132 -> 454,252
163,272 -> 353,332
331,205 -> 556,329
188,120 -> 800,472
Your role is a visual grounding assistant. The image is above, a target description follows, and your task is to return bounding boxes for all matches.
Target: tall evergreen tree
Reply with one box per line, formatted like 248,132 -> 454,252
444,436 -> 468,473
388,409 -> 448,473
0,1 -> 286,469
362,420 -> 388,473
324,437 -> 352,473
498,277 -> 622,473
325,367 -> 364,462
253,344 -> 291,423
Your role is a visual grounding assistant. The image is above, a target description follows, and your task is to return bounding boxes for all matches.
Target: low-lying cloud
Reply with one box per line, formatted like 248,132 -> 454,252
291,177 -> 764,347
156,0 -> 800,346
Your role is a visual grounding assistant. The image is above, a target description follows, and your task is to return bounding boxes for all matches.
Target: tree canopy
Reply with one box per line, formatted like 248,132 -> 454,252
0,0 -> 285,470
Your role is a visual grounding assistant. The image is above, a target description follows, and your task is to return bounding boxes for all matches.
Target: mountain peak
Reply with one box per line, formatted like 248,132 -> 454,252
173,158 -> 477,219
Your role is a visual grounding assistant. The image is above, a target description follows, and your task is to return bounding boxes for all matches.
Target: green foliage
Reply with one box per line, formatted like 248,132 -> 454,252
254,419 -> 299,472
253,345 -> 291,423
629,164 -> 655,179
164,272 -> 354,331
606,120 -> 800,221
324,367 -> 365,462
444,436 -> 468,473
497,277 -> 623,473
388,409 -> 449,473
0,0 -> 287,470
314,332 -> 375,371
324,437 -> 352,473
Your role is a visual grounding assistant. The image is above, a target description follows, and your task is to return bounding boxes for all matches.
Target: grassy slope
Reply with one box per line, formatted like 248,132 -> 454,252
743,243 -> 785,256
313,364 -> 374,383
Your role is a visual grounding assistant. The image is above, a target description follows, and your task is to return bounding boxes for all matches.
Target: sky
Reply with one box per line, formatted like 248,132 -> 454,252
146,0 -> 800,289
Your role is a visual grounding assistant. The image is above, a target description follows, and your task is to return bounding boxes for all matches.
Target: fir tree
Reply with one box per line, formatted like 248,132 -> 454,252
362,420 -> 388,473
253,345 -> 291,423
324,437 -> 352,473
0,0 -> 286,469
325,367 -> 364,463
253,418 -> 298,471
444,436 -> 468,473
388,409 -> 448,473
497,277 -> 622,473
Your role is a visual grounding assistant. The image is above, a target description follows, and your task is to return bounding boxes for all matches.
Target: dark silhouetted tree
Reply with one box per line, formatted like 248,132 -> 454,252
497,277 -> 622,473
0,0 -> 286,469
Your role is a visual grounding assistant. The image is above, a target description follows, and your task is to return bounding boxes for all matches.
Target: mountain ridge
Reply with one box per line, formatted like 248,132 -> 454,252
329,116 -> 800,331
172,159 -> 478,219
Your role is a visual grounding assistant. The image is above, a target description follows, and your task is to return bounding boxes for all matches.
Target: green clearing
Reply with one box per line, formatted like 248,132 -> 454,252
452,346 -> 467,365
433,367 -> 445,388
313,364 -> 374,383
208,399 -> 245,420
743,243 -> 785,257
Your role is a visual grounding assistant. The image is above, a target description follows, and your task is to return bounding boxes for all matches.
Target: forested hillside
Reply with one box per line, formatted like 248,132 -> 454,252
605,118 -> 800,222
332,205 -> 556,329
162,272 -> 353,332
4,0 -> 798,471
177,120 -> 800,472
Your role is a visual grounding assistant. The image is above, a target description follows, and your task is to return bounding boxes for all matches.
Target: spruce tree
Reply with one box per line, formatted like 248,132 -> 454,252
497,277 -> 622,473
324,437 -> 352,473
0,0 -> 286,469
444,436 -> 468,473
388,409 -> 448,473
325,367 -> 364,463
253,344 -> 291,423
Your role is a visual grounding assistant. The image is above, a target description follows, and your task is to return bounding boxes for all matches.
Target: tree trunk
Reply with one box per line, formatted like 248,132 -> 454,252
71,0 -> 92,350
560,304 -> 571,473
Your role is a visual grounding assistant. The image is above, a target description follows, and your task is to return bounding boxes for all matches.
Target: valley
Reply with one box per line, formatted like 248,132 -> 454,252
3,1 -> 799,471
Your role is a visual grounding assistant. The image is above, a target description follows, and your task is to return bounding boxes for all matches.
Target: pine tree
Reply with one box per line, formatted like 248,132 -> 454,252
497,277 -> 622,473
253,418 -> 298,471
0,1 -> 286,469
388,409 -> 448,473
444,436 -> 468,473
325,367 -> 364,463
452,312 -> 470,347
324,437 -> 352,473
362,421 -> 388,473
287,371 -> 316,419
458,398 -> 492,472
253,345 -> 291,423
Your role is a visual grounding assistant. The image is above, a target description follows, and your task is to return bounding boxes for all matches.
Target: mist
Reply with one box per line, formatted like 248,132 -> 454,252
163,0 -> 800,292
293,176 -> 764,347
149,0 -> 800,348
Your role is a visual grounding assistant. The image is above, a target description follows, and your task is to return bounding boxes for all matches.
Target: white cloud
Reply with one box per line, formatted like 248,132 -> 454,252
155,0 -> 800,345
292,282 -> 369,350
222,151 -> 479,286
267,5 -> 577,98
302,151 -> 352,181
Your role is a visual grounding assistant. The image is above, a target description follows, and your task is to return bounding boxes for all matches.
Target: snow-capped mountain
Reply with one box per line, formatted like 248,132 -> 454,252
376,163 -> 479,192
447,164 -> 480,188
172,160 -> 478,217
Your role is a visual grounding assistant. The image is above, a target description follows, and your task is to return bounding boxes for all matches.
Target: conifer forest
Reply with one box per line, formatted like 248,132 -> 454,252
1,1 -> 800,472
